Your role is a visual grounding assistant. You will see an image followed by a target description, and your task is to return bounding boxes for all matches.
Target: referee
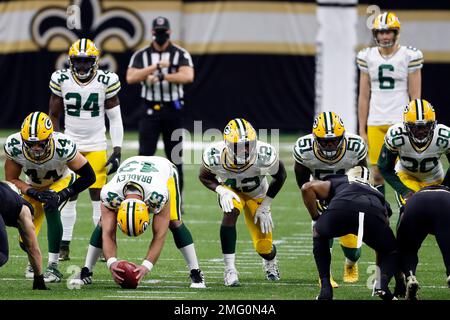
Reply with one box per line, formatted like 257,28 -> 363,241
126,16 -> 194,195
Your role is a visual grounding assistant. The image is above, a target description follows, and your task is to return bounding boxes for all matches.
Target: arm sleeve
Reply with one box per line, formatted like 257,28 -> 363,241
377,144 -> 412,196
105,106 -> 124,148
68,161 -> 96,196
105,73 -> 121,100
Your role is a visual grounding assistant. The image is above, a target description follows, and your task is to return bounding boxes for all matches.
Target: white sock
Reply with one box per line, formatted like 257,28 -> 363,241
92,201 -> 101,226
84,245 -> 102,271
345,258 -> 356,266
179,244 -> 199,270
48,253 -> 59,266
223,253 -> 236,270
61,200 -> 77,242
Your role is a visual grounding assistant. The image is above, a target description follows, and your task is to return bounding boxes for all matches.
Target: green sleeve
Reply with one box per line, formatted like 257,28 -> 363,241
377,143 -> 412,196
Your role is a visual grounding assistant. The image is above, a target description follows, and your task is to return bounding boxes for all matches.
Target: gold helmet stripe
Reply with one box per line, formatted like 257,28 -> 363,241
127,201 -> 135,237
234,118 -> 246,139
29,112 -> 40,139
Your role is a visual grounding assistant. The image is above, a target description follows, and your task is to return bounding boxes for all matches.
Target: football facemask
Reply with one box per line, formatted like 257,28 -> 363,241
223,118 -> 257,166
20,112 -> 54,161
312,112 -> 345,159
403,99 -> 436,146
68,38 -> 100,80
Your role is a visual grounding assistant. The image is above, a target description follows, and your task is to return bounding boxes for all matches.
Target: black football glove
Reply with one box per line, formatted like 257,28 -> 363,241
43,187 -> 74,211
106,151 -> 121,175
26,188 -> 58,203
33,274 -> 49,290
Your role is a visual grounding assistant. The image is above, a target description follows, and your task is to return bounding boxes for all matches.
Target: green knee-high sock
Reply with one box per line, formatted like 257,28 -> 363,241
220,225 -> 236,254
45,208 -> 62,254
171,223 -> 194,249
89,224 -> 102,248
341,246 -> 361,263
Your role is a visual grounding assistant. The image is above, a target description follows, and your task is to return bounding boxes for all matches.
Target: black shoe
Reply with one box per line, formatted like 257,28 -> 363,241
316,278 -> 333,300
393,275 -> 406,298
189,269 -> 206,288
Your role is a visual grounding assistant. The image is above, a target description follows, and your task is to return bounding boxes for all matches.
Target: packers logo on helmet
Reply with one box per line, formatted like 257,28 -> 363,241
223,118 -> 257,167
403,99 -> 436,146
372,12 -> 401,48
117,199 -> 150,237
68,38 -> 100,80
312,112 -> 345,159
20,112 -> 54,161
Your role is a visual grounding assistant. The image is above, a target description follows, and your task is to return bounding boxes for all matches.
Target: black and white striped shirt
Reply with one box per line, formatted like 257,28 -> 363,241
128,43 -> 194,103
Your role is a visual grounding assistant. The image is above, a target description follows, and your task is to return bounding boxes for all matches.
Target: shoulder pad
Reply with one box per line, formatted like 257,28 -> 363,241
53,133 -> 77,161
3,133 -> 23,159
256,142 -> 278,168
293,135 -> 314,164
202,143 -> 223,170
384,123 -> 407,151
345,134 -> 368,161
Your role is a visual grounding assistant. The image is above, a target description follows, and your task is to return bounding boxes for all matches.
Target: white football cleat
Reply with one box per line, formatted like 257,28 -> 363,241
224,268 -> 240,287
263,257 -> 280,281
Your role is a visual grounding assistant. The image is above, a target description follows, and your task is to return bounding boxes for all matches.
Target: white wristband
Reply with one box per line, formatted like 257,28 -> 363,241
107,257 -> 118,269
142,259 -> 153,271
215,185 -> 226,194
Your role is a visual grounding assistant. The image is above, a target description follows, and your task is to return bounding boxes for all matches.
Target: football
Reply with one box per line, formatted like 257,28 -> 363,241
117,261 -> 138,289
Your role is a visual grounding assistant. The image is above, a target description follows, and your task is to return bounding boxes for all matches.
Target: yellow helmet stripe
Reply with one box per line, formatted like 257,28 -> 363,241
127,201 -> 135,237
416,99 -> 424,121
29,112 -> 40,139
234,118 -> 246,139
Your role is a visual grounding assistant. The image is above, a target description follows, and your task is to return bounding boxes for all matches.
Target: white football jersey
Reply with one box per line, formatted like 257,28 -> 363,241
356,46 -> 423,126
293,133 -> 367,180
384,123 -> 450,183
101,156 -> 176,214
4,132 -> 77,188
202,141 -> 279,199
49,69 -> 121,151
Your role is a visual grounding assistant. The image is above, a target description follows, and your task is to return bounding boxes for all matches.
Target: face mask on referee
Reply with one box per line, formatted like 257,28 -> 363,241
154,30 -> 170,46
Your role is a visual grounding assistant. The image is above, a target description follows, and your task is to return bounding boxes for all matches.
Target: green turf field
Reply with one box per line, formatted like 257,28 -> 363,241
0,131 -> 448,300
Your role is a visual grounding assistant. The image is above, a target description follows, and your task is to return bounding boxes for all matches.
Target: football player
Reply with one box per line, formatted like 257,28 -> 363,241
357,12 -> 423,196
378,99 -> 450,209
4,112 -> 95,282
48,38 -> 123,261
70,156 -> 206,289
301,167 -> 398,300
199,118 -> 287,286
0,181 -> 48,290
397,185 -> 450,300
293,112 -> 367,285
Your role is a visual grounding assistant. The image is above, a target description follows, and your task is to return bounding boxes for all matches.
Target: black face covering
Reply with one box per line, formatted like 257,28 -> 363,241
154,30 -> 169,46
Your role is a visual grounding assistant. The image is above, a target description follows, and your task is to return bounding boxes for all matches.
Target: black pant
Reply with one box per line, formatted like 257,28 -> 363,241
138,100 -> 184,192
313,197 -> 398,293
397,191 -> 450,277
0,214 -> 8,267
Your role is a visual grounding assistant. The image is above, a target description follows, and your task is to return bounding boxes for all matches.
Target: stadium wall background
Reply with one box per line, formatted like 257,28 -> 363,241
0,0 -> 449,134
